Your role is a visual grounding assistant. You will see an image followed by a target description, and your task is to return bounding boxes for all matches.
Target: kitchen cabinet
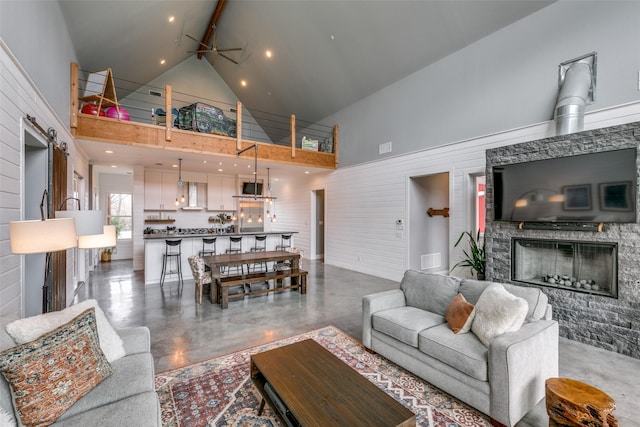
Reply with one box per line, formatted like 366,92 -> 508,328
208,174 -> 236,211
144,170 -> 178,210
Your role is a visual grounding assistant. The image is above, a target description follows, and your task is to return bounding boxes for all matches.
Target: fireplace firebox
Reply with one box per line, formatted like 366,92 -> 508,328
511,238 -> 617,298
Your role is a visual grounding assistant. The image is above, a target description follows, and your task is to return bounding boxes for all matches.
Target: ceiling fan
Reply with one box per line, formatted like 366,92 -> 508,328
185,27 -> 242,64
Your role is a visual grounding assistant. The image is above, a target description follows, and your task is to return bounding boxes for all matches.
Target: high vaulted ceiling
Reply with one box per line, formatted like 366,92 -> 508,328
59,0 -> 554,175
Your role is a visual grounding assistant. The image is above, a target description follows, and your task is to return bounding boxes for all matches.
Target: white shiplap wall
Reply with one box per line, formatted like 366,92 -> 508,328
318,103 -> 640,283
0,40 -> 89,316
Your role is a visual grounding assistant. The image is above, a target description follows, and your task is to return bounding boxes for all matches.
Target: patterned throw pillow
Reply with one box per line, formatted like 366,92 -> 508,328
0,308 -> 113,427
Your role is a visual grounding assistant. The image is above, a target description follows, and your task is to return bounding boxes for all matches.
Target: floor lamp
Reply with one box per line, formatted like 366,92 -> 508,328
9,191 -> 78,313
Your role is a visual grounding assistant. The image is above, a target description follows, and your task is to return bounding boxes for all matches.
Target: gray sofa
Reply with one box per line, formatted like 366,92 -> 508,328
362,270 -> 559,427
0,316 -> 161,427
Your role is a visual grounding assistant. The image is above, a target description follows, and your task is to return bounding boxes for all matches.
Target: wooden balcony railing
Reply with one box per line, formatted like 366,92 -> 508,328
70,62 -> 338,169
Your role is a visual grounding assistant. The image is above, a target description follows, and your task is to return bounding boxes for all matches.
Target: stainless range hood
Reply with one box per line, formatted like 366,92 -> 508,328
181,182 -> 205,211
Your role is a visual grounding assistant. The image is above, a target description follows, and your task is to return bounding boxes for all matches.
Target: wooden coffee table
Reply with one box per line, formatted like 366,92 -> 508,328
250,339 -> 415,427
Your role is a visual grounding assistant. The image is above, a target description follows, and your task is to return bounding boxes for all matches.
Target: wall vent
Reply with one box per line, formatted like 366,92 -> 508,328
421,253 -> 441,270
379,141 -> 392,155
149,90 -> 163,97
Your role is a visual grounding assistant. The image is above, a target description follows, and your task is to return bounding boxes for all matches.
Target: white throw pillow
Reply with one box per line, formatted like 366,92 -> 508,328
0,406 -> 16,427
471,283 -> 529,347
5,299 -> 125,362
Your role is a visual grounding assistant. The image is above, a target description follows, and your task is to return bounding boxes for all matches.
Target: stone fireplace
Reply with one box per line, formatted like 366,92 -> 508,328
485,122 -> 640,359
512,238 -> 617,298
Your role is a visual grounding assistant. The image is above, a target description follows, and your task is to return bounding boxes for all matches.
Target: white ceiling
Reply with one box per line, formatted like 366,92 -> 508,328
61,0 -> 554,176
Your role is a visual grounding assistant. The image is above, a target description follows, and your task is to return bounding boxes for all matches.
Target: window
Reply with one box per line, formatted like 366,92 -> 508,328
107,193 -> 132,239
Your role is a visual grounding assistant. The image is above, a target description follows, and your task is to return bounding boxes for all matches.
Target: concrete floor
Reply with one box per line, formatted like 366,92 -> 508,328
76,259 -> 640,427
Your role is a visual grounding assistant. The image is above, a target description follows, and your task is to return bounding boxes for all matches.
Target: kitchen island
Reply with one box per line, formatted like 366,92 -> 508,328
143,231 -> 298,285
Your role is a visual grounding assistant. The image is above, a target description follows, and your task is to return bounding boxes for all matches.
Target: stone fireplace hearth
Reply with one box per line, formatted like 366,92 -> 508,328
485,122 -> 640,359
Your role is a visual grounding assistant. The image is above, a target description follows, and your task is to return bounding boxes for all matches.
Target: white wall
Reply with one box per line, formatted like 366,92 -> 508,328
0,1 -> 78,123
325,2 -> 640,167
316,102 -> 640,283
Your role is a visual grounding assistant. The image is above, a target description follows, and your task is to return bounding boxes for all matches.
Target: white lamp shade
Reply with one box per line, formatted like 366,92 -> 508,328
9,218 -> 77,254
78,225 -> 116,249
54,210 -> 103,236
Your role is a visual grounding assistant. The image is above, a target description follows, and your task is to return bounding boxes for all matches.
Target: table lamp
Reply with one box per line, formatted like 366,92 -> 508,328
78,225 -> 116,249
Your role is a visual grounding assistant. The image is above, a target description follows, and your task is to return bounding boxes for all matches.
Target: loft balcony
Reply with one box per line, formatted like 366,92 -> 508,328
69,63 -> 338,170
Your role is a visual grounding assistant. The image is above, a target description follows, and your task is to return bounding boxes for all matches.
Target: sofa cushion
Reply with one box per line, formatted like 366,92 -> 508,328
418,323 -> 488,381
0,308 -> 113,427
53,391 -> 160,427
445,293 -> 475,334
471,283 -> 529,346
5,299 -> 126,362
400,270 -> 460,316
56,351 -> 156,422
460,279 -> 548,322
372,306 -> 445,347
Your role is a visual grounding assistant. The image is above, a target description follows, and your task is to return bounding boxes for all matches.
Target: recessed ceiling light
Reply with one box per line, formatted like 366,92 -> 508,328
233,163 -> 238,167
330,35 -> 335,41
105,150 -> 113,154
219,162 -> 223,165
172,164 -> 178,168
111,165 -> 117,168
304,171 -> 310,174
160,59 -> 166,65
247,165 -> 251,168
265,50 -> 272,58
218,168 -> 223,172
240,80 -> 247,87
203,160 -> 207,164
168,16 -> 175,23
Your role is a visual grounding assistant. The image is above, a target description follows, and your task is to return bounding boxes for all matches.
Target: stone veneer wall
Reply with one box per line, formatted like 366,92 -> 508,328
485,122 -> 640,359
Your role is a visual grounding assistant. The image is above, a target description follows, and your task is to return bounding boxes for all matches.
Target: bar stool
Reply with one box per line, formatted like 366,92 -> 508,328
225,236 -> 244,276
200,237 -> 217,257
160,239 -> 183,290
249,235 -> 268,273
276,234 -> 292,251
275,234 -> 293,272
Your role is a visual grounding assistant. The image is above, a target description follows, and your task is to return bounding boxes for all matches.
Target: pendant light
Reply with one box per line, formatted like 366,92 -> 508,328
176,158 -> 185,206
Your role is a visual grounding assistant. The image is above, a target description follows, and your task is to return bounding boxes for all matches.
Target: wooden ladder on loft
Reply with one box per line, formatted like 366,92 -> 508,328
80,68 -> 120,113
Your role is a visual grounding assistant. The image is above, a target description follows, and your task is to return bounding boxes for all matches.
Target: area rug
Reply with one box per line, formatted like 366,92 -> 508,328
155,325 -> 491,427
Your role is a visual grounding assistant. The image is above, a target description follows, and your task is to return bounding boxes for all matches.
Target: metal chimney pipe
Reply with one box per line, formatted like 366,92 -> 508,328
554,62 -> 592,135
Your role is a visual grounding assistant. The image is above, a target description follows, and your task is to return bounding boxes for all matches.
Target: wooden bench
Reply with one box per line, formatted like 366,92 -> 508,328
212,268 -> 308,308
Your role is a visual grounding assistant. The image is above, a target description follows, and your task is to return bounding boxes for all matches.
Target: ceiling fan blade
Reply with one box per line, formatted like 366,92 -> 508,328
185,33 -> 211,50
187,49 -> 212,54
216,47 -> 243,52
218,52 -> 239,65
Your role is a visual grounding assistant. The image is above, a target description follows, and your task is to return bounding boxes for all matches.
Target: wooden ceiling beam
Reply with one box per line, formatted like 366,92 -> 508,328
198,0 -> 227,60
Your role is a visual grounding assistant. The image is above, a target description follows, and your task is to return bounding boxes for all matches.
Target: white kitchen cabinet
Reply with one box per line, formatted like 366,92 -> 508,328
208,174 -> 237,211
144,170 -> 178,210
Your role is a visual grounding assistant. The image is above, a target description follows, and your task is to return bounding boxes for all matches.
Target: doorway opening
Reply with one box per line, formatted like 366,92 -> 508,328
23,123 -> 48,316
311,189 -> 325,261
408,172 -> 450,273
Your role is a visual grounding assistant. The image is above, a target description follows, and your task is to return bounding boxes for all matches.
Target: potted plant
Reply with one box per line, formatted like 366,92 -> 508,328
452,230 -> 486,280
101,247 -> 114,262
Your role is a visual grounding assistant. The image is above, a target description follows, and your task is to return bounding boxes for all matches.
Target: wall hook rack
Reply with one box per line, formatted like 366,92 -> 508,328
427,207 -> 449,217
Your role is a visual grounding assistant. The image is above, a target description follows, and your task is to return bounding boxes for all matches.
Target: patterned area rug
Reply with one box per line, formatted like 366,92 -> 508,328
155,325 -> 491,427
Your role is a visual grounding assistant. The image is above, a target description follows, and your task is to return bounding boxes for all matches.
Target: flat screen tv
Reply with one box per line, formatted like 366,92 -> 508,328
493,148 -> 637,223
242,182 -> 263,196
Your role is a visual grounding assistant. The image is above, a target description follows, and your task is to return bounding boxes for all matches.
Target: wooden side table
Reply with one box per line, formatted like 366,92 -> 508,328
545,378 -> 618,427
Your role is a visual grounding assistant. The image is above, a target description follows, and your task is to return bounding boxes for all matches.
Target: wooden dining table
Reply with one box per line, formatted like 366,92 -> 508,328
203,250 -> 303,308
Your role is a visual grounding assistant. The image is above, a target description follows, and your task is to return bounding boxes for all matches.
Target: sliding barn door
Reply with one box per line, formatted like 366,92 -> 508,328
51,144 -> 67,311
